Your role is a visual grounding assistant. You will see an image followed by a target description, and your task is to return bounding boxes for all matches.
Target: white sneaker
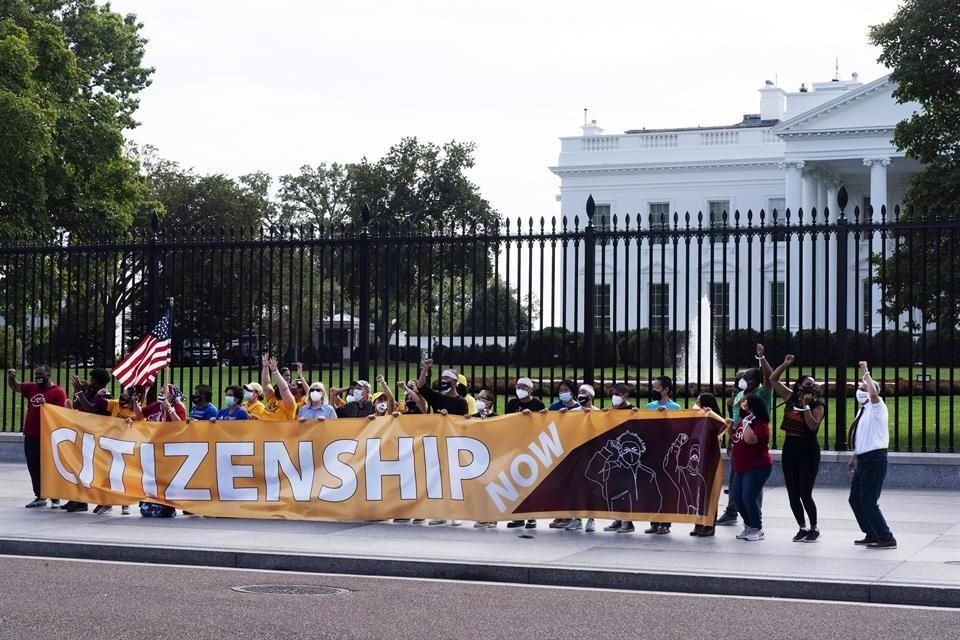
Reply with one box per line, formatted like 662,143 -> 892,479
744,529 -> 764,542
565,518 -> 583,531
584,518 -> 595,532
736,527 -> 753,540
450,520 -> 462,527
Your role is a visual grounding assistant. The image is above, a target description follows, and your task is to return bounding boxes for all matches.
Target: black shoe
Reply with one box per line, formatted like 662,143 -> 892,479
690,525 -> 704,536
65,501 -> 88,513
656,524 -> 671,535
524,520 -> 537,529
792,528 -> 810,542
867,538 -> 897,549
803,529 -> 821,543
506,520 -> 524,529
698,526 -> 715,537
643,525 -> 659,534
715,511 -> 738,526
854,536 -> 879,545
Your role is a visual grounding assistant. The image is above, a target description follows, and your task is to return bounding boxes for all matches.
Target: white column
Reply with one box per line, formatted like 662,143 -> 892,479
802,167 -> 819,216
825,181 -> 838,219
863,157 -> 890,220
782,161 -> 804,215
816,179 -> 827,219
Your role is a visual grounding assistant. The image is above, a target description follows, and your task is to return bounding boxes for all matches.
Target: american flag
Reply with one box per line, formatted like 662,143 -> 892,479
113,307 -> 173,388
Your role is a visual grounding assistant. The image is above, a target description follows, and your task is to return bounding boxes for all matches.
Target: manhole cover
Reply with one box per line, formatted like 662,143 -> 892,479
231,585 -> 350,596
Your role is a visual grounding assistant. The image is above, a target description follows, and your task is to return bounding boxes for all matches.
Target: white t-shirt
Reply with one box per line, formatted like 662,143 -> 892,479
852,399 -> 889,455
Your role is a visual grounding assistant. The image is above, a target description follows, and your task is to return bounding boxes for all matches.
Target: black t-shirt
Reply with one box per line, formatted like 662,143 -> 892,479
418,384 -> 468,415
505,397 -> 546,414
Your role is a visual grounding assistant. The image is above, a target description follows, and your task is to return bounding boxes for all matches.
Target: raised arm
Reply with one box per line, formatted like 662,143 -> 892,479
416,358 -> 433,390
770,354 -> 794,401
6,369 -> 20,392
859,361 -> 881,404
70,375 -> 93,410
269,356 -> 296,406
376,375 -> 396,413
405,380 -> 427,413
296,362 -> 309,387
261,353 -> 274,396
756,343 -> 773,391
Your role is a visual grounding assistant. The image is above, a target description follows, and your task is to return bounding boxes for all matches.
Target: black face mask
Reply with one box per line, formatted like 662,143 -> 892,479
577,395 -> 589,405
439,381 -> 452,393
801,386 -> 817,395
34,376 -> 48,387
650,390 -> 662,403
191,395 -> 202,405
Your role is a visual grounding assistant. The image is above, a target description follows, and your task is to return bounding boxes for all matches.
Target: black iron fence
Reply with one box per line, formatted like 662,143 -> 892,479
1,194 -> 957,453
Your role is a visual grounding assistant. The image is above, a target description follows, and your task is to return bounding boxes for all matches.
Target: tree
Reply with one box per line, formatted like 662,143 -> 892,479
869,0 -> 960,329
459,277 -> 534,336
0,0 -> 157,241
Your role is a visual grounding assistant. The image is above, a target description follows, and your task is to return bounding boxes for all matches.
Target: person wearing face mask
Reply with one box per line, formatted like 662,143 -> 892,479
7,365 -> 67,509
770,355 -> 826,542
505,377 -> 545,415
188,384 -> 218,421
643,375 -> 680,534
241,382 -> 267,420
471,389 -> 497,418
372,375 -> 397,417
603,383 -> 638,533
259,353 -> 299,422
548,379 -> 581,411
688,392 -> 732,537
415,359 -> 468,416
95,386 -> 146,515
329,380 -> 375,417
400,380 -> 427,414
63,369 -> 112,512
139,384 -> 187,422
731,394 -> 773,542
566,384 -> 599,532
847,361 -> 896,549
716,343 -> 775,527
213,386 -> 251,421
298,382 -> 338,421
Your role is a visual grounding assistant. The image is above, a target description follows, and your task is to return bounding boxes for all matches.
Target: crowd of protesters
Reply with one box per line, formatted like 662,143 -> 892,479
7,343 -> 896,549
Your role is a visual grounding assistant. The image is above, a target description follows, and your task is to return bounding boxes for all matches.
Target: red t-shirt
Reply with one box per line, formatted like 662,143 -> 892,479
19,382 -> 67,438
142,402 -> 187,422
731,417 -> 773,473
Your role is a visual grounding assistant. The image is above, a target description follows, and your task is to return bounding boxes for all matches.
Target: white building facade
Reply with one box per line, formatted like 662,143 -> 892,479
551,74 -> 921,336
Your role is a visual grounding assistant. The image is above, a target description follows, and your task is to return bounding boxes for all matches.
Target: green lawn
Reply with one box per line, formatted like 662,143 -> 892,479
3,364 -> 957,453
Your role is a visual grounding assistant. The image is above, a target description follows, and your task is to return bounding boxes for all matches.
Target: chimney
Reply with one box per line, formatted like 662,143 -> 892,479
758,79 -> 786,121
581,118 -> 604,136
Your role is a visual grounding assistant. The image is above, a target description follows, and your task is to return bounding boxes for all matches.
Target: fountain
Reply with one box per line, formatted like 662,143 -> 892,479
678,294 -> 723,385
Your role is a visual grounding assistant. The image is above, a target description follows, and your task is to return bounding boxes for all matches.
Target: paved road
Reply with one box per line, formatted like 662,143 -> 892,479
0,557 -> 956,640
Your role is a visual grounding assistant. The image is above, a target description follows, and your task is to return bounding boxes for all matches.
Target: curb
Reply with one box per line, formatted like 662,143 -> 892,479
1,538 -> 956,609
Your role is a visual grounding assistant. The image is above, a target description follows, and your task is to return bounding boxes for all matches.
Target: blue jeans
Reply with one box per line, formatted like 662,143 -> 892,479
848,449 -> 893,542
731,466 -> 772,530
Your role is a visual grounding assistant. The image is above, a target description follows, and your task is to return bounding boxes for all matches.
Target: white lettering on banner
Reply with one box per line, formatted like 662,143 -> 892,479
216,442 -> 258,501
164,442 -> 212,501
99,437 -> 135,493
485,422 -> 565,513
422,436 -> 443,499
365,437 -> 416,500
264,441 -> 314,502
78,432 -> 95,488
140,443 -> 158,498
446,437 -> 490,501
50,427 -> 78,485
318,440 -> 358,502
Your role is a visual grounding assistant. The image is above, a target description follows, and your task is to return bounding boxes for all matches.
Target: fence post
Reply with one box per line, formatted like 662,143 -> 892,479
834,186 -> 849,450
583,195 -> 596,386
147,212 -> 160,321
357,203 -> 371,382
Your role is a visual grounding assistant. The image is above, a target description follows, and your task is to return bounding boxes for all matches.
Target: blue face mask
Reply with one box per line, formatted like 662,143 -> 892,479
559,391 -> 573,403
224,395 -> 236,407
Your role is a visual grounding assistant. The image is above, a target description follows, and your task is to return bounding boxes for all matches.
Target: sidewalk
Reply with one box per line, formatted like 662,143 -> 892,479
0,463 -> 957,607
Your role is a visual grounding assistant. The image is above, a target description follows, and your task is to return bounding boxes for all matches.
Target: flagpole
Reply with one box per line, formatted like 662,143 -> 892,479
161,297 -> 174,396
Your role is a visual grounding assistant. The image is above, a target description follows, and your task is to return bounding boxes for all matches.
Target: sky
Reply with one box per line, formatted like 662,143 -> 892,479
111,0 -> 904,221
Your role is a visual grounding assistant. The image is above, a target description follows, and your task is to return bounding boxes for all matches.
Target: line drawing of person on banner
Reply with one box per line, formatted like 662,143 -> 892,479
663,433 -> 706,515
586,431 -> 662,514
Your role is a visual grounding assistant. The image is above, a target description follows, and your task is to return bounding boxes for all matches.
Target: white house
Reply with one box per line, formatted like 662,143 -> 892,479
550,73 -> 921,336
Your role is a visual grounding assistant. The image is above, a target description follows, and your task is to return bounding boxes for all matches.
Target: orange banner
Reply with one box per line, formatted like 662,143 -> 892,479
41,405 -> 724,524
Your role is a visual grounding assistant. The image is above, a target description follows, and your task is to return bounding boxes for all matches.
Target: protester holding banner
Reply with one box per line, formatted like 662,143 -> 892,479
63,369 -> 112,513
7,365 -> 67,509
416,359 -> 468,416
374,375 -> 397,415
188,384 -> 218,421
298,382 -> 337,421
457,374 -> 478,416
604,382 -> 639,534
505,377 -> 544,415
731,394 -> 773,541
260,354 -> 299,421
771,355 -> 825,543
213,386 -> 251,421
472,389 -> 497,418
645,375 -> 680,534
548,379 -> 580,411
690,392 -> 730,537
139,384 -> 186,422
97,387 -> 145,515
242,382 -> 267,419
401,380 -> 427,414
332,380 -> 376,418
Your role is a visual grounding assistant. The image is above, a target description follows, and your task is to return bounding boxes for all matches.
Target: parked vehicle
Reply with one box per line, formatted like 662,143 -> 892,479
181,338 -> 219,365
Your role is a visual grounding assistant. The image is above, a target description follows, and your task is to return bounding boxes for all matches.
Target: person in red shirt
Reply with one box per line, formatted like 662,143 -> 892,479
6,365 -> 67,508
730,393 -> 773,542
138,384 -> 187,422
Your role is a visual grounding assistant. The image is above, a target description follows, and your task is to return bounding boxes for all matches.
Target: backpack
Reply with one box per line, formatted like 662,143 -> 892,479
139,501 -> 176,518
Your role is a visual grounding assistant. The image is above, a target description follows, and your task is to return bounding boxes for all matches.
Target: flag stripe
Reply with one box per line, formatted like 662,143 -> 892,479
113,309 -> 173,389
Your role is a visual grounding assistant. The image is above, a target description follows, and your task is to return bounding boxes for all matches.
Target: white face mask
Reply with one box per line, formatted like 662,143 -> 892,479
737,378 -> 748,391
351,389 -> 364,403
855,389 -> 870,404
243,391 -> 254,402
375,402 -> 388,414
475,400 -> 488,413
611,395 -> 624,407
516,388 -> 530,400
309,390 -> 323,403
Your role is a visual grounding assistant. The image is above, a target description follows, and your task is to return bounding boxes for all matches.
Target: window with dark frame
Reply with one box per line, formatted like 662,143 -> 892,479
770,280 -> 786,329
708,200 -> 730,228
650,283 -> 669,331
709,282 -> 730,330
